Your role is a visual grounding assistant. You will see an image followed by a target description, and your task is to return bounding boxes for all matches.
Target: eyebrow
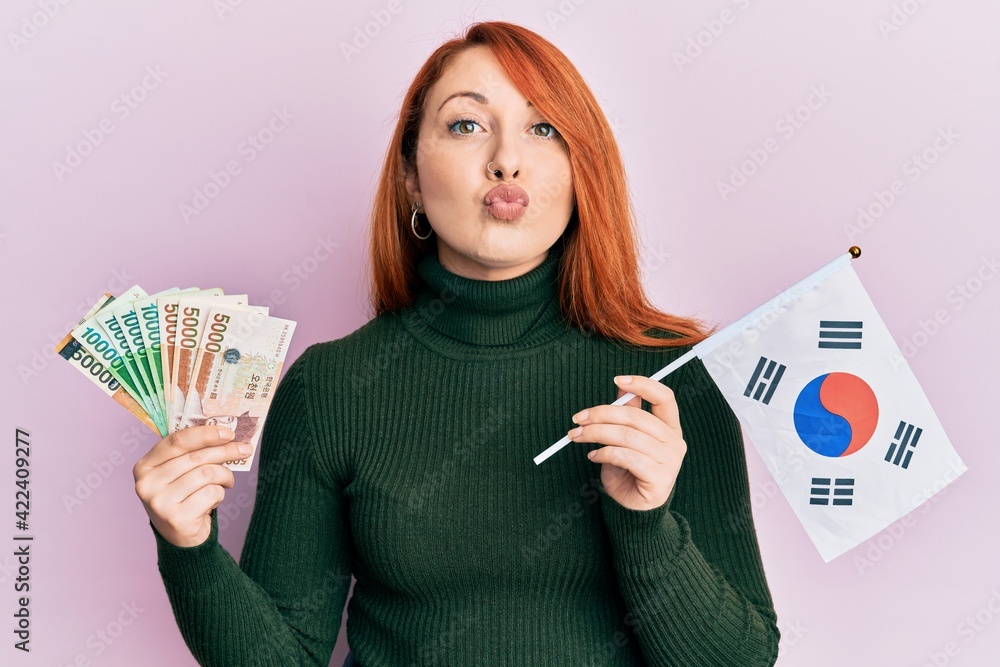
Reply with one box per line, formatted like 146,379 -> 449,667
436,90 -> 533,113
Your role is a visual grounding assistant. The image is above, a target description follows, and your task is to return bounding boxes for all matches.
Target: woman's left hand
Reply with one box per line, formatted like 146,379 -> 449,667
567,375 -> 686,511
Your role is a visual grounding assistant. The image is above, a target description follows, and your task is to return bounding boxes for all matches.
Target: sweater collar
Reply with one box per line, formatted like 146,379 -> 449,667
404,244 -> 569,353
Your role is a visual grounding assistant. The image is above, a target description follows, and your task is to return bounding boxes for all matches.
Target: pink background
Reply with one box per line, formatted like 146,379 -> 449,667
2,1 -> 998,665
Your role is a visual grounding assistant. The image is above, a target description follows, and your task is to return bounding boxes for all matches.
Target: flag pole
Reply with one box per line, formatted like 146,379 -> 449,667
532,246 -> 863,465
532,348 -> 698,465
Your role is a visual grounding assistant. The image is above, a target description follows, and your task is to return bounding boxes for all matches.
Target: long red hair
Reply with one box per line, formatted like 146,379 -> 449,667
368,21 -> 713,348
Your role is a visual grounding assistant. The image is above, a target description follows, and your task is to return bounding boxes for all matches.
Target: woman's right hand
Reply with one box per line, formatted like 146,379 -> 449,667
133,425 -> 251,548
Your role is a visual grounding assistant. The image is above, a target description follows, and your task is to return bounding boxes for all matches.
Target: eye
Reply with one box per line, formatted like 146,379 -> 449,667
532,122 -> 558,138
448,119 -> 481,135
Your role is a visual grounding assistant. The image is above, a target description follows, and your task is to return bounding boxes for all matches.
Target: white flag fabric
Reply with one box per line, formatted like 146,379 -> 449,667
696,252 -> 967,562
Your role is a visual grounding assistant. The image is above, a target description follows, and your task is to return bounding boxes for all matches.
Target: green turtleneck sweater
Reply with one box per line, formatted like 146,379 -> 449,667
152,245 -> 780,666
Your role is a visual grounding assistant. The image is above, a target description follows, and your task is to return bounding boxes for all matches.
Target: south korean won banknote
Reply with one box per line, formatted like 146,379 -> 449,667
55,291 -> 160,434
167,294 -> 252,434
175,305 -> 296,471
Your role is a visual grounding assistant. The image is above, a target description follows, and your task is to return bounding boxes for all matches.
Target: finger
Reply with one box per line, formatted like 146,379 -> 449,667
573,403 -> 673,444
614,376 -> 682,436
587,444 -> 661,479
568,422 -> 667,463
176,483 -> 229,522
135,425 -> 235,476
141,441 -> 249,491
616,386 -> 641,409
143,465 -> 232,526
159,463 -> 236,509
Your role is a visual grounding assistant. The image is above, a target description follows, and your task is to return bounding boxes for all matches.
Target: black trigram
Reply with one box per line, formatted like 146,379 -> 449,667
743,356 -> 786,405
818,320 -> 863,349
885,420 -> 922,469
810,477 -> 855,506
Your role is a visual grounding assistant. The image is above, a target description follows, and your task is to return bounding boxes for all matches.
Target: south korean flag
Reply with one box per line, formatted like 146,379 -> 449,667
695,252 -> 967,562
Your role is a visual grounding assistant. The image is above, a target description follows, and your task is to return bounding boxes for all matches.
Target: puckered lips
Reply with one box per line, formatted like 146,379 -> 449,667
484,184 -> 529,221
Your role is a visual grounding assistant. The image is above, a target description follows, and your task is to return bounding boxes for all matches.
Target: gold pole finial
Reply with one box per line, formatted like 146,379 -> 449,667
848,246 -> 861,259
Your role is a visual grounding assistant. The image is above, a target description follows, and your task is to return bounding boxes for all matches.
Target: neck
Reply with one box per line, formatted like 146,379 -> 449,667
435,246 -> 550,282
402,243 -> 570,354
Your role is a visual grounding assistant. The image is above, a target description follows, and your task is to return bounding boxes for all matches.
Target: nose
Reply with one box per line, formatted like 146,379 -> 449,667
488,161 -> 518,180
487,131 -> 521,180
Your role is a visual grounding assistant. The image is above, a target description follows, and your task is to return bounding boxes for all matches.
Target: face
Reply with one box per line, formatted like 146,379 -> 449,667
404,46 -> 575,281
205,415 -> 237,427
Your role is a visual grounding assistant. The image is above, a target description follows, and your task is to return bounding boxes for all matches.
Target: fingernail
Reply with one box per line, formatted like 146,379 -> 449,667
238,444 -> 252,455
218,427 -> 235,440
615,375 -> 632,385
587,450 -> 596,460
572,410 -> 589,424
568,427 -> 583,439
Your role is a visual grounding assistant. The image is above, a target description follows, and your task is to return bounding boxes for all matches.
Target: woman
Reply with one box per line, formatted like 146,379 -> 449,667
134,21 -> 780,666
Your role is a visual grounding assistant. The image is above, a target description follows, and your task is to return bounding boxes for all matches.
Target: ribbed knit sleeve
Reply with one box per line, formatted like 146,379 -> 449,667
597,356 -> 780,667
151,345 -> 352,666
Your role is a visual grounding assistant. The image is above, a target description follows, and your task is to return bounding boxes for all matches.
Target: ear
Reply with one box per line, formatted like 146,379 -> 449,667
402,160 -> 420,201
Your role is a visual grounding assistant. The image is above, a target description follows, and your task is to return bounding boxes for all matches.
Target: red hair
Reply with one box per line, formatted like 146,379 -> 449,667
368,21 -> 714,348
